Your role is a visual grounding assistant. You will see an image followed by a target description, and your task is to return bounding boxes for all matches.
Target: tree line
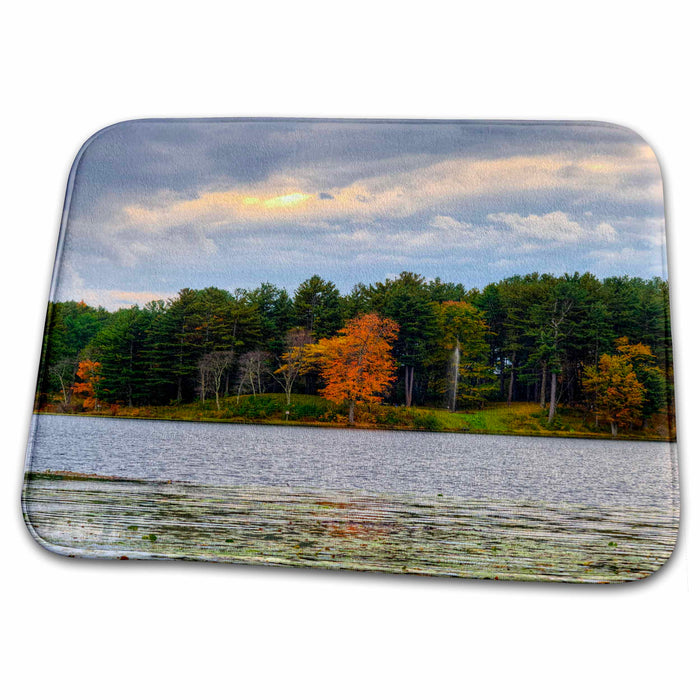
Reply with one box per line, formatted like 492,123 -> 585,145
37,271 -> 673,432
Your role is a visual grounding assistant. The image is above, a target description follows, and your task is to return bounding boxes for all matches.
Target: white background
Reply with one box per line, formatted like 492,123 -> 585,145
2,2 -> 697,697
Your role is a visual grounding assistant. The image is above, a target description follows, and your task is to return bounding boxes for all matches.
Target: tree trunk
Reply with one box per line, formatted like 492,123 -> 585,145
507,352 -> 516,407
540,363 -> 547,408
548,371 -> 557,423
567,365 -> 575,405
447,343 -> 460,413
177,332 -> 185,402
128,340 -> 134,407
405,366 -> 415,408
348,400 -> 355,425
610,421 -> 618,437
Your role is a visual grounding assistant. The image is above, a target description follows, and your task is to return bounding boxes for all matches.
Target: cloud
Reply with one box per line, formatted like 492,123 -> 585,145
430,215 -> 473,232
486,211 -> 584,241
57,122 -> 668,304
108,146 -> 661,248
486,211 -> 620,247
594,222 -> 617,241
242,210 -> 621,263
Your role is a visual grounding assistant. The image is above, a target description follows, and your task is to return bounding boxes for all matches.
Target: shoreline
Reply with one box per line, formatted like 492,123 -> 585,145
32,409 -> 676,443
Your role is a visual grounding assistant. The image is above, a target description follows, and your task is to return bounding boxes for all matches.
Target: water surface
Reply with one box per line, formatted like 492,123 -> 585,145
27,414 -> 678,510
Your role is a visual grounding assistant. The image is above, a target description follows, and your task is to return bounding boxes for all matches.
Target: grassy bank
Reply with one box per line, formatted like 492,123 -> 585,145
37,394 -> 675,441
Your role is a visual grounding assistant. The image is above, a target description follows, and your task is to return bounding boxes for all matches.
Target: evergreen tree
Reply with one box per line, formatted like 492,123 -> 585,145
90,306 -> 154,406
366,272 -> 438,407
293,275 -> 344,339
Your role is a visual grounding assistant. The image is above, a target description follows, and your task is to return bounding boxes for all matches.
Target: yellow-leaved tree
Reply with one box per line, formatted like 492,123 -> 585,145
582,353 -> 645,436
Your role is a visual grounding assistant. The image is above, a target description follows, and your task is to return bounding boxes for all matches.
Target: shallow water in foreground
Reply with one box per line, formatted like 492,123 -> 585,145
23,474 -> 678,582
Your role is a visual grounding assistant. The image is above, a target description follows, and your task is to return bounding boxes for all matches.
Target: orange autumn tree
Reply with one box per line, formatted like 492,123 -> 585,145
72,360 -> 103,410
311,313 -> 399,424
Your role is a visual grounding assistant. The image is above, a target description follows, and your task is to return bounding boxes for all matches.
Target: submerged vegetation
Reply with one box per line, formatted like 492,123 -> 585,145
36,271 -> 674,439
24,472 -> 678,582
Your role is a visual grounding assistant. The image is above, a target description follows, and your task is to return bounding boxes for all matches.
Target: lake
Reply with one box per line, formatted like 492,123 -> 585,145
26,415 -> 678,509
23,415 -> 680,582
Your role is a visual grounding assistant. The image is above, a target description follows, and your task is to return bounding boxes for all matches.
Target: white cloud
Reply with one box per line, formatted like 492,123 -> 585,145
486,211 -> 618,247
430,215 -> 473,232
487,211 -> 584,241
594,222 -> 617,241
310,211 -> 621,261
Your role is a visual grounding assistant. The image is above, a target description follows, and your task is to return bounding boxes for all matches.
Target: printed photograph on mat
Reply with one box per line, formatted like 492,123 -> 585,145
23,119 -> 678,582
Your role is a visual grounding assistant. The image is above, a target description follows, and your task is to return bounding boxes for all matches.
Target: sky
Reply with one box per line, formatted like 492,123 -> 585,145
54,119 -> 668,310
